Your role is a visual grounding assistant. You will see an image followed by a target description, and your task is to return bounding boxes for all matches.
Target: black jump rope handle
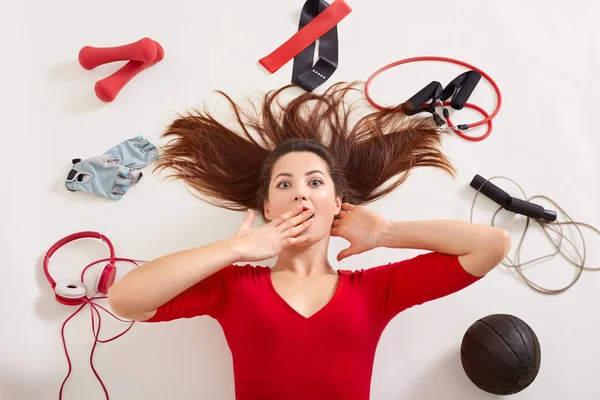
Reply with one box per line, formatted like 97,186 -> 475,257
470,174 -> 557,222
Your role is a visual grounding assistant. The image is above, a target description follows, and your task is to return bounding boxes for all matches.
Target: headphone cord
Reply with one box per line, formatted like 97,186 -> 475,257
59,256 -> 146,400
469,176 -> 600,294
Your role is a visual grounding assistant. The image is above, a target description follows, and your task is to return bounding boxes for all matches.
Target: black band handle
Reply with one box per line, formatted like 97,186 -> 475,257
439,71 -> 481,110
451,71 -> 481,110
402,81 -> 443,115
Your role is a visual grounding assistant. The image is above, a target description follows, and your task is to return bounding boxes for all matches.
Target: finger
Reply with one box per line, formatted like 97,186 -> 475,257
337,209 -> 352,218
330,226 -> 340,237
271,205 -> 305,227
337,247 -> 355,261
240,209 -> 255,229
278,208 -> 314,232
245,209 -> 255,224
286,234 -> 311,246
331,219 -> 340,228
341,203 -> 356,211
285,216 -> 314,237
234,210 -> 254,237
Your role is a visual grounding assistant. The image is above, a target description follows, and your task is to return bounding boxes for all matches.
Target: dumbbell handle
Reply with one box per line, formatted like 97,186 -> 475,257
94,42 -> 164,103
79,38 -> 157,70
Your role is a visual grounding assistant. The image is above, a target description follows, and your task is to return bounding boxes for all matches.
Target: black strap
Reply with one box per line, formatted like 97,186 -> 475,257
292,0 -> 340,92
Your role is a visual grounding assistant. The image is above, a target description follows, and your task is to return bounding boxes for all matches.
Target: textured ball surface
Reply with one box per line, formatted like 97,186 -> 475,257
460,314 -> 541,395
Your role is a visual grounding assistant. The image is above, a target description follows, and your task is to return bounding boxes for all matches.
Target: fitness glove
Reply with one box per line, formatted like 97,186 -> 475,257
65,155 -> 142,200
103,135 -> 159,169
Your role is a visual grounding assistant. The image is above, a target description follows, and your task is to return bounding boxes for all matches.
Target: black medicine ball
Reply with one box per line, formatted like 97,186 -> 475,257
460,314 -> 541,395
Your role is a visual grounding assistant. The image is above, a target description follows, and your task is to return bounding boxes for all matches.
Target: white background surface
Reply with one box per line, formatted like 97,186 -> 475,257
3,0 -> 600,399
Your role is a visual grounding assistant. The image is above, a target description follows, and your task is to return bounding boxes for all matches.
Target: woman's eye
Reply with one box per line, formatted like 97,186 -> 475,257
277,179 -> 322,188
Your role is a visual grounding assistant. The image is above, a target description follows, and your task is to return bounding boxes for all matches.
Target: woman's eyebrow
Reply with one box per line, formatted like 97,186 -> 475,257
275,170 -> 324,179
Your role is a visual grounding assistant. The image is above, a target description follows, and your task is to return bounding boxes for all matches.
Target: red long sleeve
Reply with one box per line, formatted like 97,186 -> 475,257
144,252 -> 484,399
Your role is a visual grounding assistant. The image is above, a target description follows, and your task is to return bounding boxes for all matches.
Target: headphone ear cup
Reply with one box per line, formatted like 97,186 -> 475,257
55,280 -> 88,306
96,263 -> 117,294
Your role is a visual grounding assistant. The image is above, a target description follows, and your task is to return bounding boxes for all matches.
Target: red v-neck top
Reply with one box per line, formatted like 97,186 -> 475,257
144,251 -> 484,399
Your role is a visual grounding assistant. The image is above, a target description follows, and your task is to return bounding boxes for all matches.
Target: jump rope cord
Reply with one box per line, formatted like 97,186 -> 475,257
59,256 -> 146,400
364,56 -> 502,141
469,176 -> 600,295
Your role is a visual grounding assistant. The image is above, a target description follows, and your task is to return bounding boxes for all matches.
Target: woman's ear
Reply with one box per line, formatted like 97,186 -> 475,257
334,196 -> 342,216
264,200 -> 271,221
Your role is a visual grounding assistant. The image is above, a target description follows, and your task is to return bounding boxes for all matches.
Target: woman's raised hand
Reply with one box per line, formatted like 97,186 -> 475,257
231,205 -> 314,262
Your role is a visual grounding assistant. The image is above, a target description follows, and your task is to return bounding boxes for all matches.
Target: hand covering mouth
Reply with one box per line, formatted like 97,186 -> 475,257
302,206 -> 315,219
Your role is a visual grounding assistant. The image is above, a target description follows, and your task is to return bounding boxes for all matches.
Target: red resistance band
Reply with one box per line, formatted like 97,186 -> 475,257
364,56 -> 502,142
259,0 -> 352,73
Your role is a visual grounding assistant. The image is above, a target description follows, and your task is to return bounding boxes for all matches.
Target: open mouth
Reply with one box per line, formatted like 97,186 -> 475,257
302,206 -> 315,219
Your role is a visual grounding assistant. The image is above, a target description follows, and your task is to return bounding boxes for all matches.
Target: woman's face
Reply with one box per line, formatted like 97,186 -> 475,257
264,151 -> 342,242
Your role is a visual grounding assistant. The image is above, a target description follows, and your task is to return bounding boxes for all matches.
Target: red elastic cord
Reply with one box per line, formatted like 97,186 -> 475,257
364,56 -> 502,142
59,256 -> 144,400
259,0 -> 352,73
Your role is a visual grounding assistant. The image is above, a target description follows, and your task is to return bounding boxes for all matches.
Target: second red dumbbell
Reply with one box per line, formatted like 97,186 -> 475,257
78,37 -> 164,102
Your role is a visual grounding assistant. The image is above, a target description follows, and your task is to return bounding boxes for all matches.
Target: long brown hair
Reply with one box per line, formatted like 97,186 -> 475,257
153,81 -> 455,222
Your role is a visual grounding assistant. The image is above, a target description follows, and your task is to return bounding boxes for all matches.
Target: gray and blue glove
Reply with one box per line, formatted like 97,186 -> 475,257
104,135 -> 159,169
65,155 -> 142,200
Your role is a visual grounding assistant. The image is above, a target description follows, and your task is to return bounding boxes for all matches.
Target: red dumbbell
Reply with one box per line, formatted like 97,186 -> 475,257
78,37 -> 158,70
78,38 -> 164,102
94,42 -> 164,103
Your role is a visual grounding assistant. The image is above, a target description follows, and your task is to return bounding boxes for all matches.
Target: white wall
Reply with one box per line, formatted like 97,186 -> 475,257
3,0 -> 600,399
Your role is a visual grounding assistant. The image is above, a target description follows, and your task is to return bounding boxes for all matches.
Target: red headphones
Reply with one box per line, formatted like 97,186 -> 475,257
43,231 -> 144,399
43,231 -> 117,306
